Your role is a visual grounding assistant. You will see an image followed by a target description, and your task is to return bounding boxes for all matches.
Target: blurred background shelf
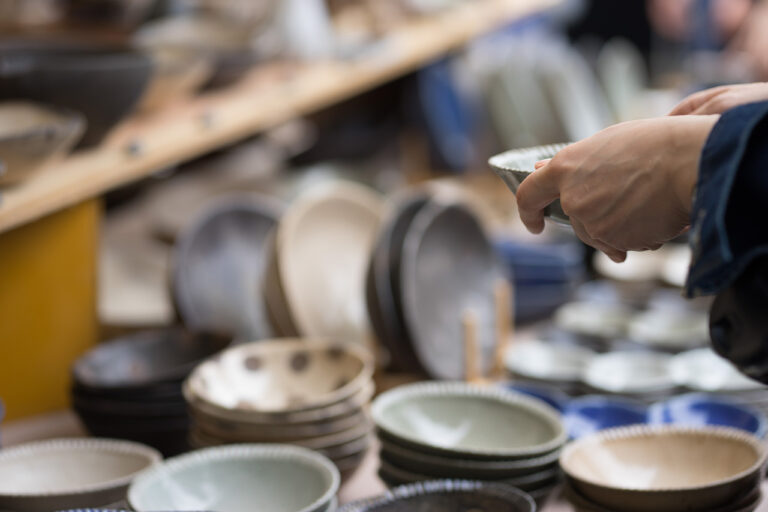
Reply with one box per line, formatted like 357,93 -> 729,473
0,0 -> 556,234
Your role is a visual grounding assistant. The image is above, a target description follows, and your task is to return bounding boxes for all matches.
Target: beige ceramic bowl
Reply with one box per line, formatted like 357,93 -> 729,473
560,425 -> 768,512
186,338 -> 374,413
0,438 -> 161,512
275,182 -> 386,344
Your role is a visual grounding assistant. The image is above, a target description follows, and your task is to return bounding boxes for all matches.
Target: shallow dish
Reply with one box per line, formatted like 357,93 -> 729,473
401,201 -> 505,379
371,382 -> 566,460
0,102 -> 84,186
560,425 -> 768,512
128,444 -> 339,512
563,396 -> 648,440
339,480 -> 535,512
0,438 -> 161,512
73,329 -> 231,391
648,393 -> 768,438
504,340 -> 594,384
500,382 -> 570,412
276,182 -> 385,344
555,301 -> 633,340
628,309 -> 709,351
172,195 -> 282,341
582,351 -> 675,395
671,348 -> 764,392
489,143 -> 570,224
186,338 -> 373,413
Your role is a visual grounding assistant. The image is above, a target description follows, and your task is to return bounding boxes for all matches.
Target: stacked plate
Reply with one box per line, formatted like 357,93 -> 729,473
184,338 -> 375,479
581,351 -> 679,404
561,425 -> 767,512
504,339 -> 595,395
71,329 -> 231,455
371,382 -> 568,503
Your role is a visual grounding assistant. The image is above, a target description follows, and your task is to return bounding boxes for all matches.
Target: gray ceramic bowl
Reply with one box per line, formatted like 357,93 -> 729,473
339,480 -> 536,512
0,438 -> 161,512
401,202 -> 505,379
0,101 -> 84,186
488,143 -> 570,224
172,195 -> 282,341
372,382 -> 567,460
128,444 -> 339,512
560,425 -> 768,512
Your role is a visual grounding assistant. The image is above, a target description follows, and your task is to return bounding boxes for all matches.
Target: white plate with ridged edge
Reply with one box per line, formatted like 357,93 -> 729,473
489,143 -> 570,224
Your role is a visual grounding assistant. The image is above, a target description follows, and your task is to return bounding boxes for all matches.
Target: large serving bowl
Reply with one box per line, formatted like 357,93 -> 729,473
0,40 -> 151,147
0,101 -> 84,185
560,425 -> 768,512
128,444 -> 339,512
371,382 -> 566,460
339,480 -> 536,512
0,438 -> 161,512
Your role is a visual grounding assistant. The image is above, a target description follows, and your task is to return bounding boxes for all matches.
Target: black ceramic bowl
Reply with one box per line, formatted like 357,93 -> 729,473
0,39 -> 152,147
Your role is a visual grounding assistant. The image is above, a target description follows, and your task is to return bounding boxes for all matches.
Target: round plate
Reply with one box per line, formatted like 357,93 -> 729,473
582,351 -> 675,395
401,201 -> 504,379
173,195 -> 282,340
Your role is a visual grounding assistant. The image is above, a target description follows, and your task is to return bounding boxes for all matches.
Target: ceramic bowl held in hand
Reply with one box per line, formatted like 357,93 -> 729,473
0,102 -> 84,186
339,480 -> 536,512
372,382 -> 567,460
560,425 -> 768,512
563,396 -> 648,440
489,143 -> 570,224
0,438 -> 161,512
128,444 -> 339,512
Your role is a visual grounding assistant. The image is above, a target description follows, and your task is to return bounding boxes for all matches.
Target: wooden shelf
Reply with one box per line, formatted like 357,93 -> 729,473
0,0 -> 556,234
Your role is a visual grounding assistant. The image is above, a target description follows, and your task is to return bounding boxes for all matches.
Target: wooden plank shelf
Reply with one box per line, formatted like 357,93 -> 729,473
0,0 -> 555,234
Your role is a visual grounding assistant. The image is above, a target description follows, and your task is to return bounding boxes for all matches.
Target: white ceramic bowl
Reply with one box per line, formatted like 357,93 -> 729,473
560,425 -> 767,512
628,309 -> 709,350
504,340 -> 594,383
582,351 -> 675,395
671,348 -> 764,392
128,444 -> 339,512
554,301 -> 633,339
0,438 -> 161,512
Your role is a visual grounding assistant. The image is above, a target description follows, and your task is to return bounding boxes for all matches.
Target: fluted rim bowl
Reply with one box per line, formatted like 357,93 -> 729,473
371,382 -> 566,460
185,338 -> 374,414
560,425 -> 768,512
128,444 -> 339,512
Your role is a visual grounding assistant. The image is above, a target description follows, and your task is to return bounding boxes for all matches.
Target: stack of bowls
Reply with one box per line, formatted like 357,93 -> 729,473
71,328 -> 231,456
0,438 -> 160,511
561,425 -> 768,512
184,338 -> 375,479
128,444 -> 339,512
371,382 -> 568,503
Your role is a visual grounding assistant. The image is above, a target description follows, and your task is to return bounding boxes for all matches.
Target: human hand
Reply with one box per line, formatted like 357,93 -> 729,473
669,83 -> 768,116
515,116 -> 719,262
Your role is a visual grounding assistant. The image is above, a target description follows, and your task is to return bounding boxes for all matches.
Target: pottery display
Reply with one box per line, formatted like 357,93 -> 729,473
628,309 -> 709,351
554,301 -> 633,340
563,396 -> 648,439
504,340 -> 594,392
582,351 -> 677,402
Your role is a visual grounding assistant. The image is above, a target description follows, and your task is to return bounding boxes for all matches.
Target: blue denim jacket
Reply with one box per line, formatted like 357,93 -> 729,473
686,100 -> 768,297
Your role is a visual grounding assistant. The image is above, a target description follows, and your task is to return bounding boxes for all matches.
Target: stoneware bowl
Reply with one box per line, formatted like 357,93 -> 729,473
628,309 -> 709,351
560,425 -> 768,512
563,396 -> 648,440
339,480 -> 536,512
371,382 -> 566,460
582,351 -> 676,396
186,338 -> 374,413
554,301 -> 633,340
128,444 -> 339,512
0,101 -> 84,186
401,201 -> 505,379
0,438 -> 161,512
670,348 -> 764,392
489,143 -> 570,224
172,195 -> 282,341
648,393 -> 768,438
275,182 -> 386,344
504,340 -> 594,385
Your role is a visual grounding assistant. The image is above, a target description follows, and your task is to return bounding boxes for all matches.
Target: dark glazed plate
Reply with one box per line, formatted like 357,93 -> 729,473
173,195 -> 282,341
338,480 -> 536,512
400,201 -> 505,379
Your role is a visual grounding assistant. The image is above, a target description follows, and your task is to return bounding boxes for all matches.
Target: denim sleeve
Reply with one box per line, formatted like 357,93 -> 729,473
686,100 -> 768,297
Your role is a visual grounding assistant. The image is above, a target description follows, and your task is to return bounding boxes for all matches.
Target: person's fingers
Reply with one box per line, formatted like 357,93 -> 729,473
534,159 -> 550,170
571,218 -> 627,263
515,161 -> 563,234
668,86 -> 728,115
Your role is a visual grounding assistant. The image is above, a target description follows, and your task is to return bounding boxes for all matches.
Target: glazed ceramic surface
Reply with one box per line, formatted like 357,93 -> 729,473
173,196 -> 282,340
563,396 -> 648,439
372,382 -> 566,459
554,301 -> 633,339
671,348 -> 764,392
489,143 -> 569,224
648,394 -> 768,438
187,338 -> 373,412
128,444 -> 339,512
560,425 -> 768,512
500,382 -> 570,412
628,309 -> 709,350
583,352 -> 675,395
276,182 -> 385,344
0,101 -> 84,185
504,340 -> 594,383
0,439 -> 161,512
401,202 -> 505,379
339,480 -> 536,512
